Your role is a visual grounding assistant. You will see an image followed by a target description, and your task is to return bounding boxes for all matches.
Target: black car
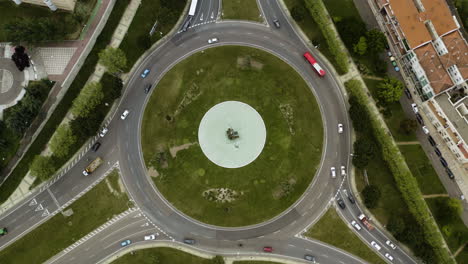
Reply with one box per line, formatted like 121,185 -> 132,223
91,142 -> 101,152
273,19 -> 281,28
347,194 -> 356,204
337,198 -> 346,209
404,88 -> 412,99
183,238 -> 195,245
144,84 -> 152,94
440,157 -> 448,167
434,147 -> 442,157
446,168 -> 454,179
428,136 -> 436,146
416,113 -> 424,125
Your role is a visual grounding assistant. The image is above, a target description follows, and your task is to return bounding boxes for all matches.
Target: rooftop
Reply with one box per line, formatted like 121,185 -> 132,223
421,0 -> 457,36
440,31 -> 468,80
414,44 -> 454,94
435,93 -> 468,145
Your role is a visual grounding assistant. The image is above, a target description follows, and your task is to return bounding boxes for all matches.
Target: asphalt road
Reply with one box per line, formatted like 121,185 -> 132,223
0,1 -> 422,264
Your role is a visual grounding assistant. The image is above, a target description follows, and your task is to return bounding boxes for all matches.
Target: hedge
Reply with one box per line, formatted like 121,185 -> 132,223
345,79 -> 454,264
304,0 -> 349,74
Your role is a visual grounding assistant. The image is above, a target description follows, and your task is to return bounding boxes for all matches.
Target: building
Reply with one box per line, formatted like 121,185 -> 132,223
375,0 -> 468,166
11,0 -> 76,11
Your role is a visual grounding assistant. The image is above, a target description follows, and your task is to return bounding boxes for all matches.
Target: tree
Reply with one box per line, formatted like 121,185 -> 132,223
362,185 -> 381,208
99,47 -> 127,74
4,18 -> 64,43
212,256 -> 224,264
387,214 -> 406,236
49,124 -> 77,158
71,82 -> 104,118
348,96 -> 371,133
377,77 -> 404,104
399,118 -> 417,135
30,155 -> 56,181
353,36 -> 367,55
446,198 -> 462,217
291,4 -> 308,22
352,137 -> 376,168
336,18 -> 367,48
366,29 -> 387,54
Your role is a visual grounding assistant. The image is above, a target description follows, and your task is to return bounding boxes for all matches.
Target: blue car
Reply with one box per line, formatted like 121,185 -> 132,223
141,69 -> 150,78
120,239 -> 131,247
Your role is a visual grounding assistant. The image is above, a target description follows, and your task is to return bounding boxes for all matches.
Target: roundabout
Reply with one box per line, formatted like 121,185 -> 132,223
140,46 -> 323,226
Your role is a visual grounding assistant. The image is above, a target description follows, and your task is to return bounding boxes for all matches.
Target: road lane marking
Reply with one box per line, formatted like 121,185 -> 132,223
47,188 -> 61,209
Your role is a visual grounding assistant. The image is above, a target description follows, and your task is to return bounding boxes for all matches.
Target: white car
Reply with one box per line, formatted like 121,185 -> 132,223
385,253 -> 394,261
371,241 -> 381,251
351,220 -> 362,231
422,126 -> 429,134
411,103 -> 419,114
208,37 -> 218,44
340,166 -> 346,176
386,240 -> 397,249
99,127 -> 108,137
144,234 -> 156,240
120,109 -> 130,120
330,167 -> 336,178
338,123 -> 343,133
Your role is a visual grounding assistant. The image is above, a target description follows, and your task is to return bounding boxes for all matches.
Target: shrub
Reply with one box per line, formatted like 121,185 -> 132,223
30,155 -> 56,181
291,4 -> 307,22
71,82 -> 104,118
362,185 -> 381,208
49,124 -> 76,158
352,137 -> 376,169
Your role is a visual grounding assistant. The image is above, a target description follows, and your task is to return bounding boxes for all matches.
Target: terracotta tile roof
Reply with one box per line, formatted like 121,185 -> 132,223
414,44 -> 454,93
420,0 -> 457,36
440,31 -> 468,80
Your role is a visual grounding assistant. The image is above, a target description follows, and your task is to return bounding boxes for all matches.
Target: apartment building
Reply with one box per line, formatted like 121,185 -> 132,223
375,0 -> 468,167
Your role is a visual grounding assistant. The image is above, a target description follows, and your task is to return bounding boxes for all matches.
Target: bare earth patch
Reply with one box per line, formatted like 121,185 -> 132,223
169,142 -> 197,158
279,104 -> 295,135
237,56 -> 264,70
174,83 -> 202,116
148,167 -> 160,178
203,188 -> 241,203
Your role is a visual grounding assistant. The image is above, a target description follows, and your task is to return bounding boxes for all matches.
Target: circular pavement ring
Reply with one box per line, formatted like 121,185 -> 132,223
198,101 -> 267,169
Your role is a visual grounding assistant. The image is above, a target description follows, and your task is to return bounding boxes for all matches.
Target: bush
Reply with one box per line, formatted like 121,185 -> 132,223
30,155 -> 56,181
352,137 -> 376,169
49,124 -> 76,158
4,18 -> 66,43
71,82 -> 104,118
362,185 -> 381,208
335,17 -> 367,49
291,4 -> 307,22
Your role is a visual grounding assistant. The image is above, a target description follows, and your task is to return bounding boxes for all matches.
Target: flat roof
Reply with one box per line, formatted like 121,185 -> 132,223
420,0 -> 457,36
414,44 -> 454,94
440,31 -> 468,81
435,93 -> 468,145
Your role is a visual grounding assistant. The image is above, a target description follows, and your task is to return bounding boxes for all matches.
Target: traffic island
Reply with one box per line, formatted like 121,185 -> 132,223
141,46 -> 323,227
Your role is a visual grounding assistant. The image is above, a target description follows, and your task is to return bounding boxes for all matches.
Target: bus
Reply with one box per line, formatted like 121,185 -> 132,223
303,52 -> 326,77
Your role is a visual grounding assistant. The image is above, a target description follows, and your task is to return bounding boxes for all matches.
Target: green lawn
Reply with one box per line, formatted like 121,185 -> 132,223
364,78 -> 417,142
112,248 -> 221,264
120,0 -> 186,68
222,0 -> 261,21
456,246 -> 468,264
399,145 -> 446,194
0,170 -> 129,264
426,197 -> 468,252
142,46 -> 323,226
306,209 -> 386,264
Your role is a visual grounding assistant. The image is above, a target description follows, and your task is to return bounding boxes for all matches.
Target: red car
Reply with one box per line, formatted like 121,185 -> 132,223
263,246 -> 273,252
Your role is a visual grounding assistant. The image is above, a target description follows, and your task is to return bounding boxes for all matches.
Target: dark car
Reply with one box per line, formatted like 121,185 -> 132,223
404,88 -> 412,99
416,113 -> 424,125
91,142 -> 101,152
183,238 -> 195,245
304,254 -> 316,262
440,157 -> 448,167
445,168 -> 454,179
144,84 -> 152,94
273,19 -> 280,28
428,136 -> 436,146
347,194 -> 356,204
337,198 -> 346,209
434,147 -> 442,157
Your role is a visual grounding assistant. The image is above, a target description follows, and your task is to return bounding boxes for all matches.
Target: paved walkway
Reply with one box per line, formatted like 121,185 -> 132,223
396,141 -> 421,145
422,194 -> 450,198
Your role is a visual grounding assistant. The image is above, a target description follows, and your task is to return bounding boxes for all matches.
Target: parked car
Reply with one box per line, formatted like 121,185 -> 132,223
99,127 -> 108,137
144,234 -> 156,240
337,198 -> 346,209
208,37 -> 218,44
273,19 -> 281,28
141,69 -> 150,78
120,109 -> 130,120
440,157 -> 448,167
446,168 -> 454,179
386,240 -> 397,250
120,239 -> 131,247
411,103 -> 419,114
428,135 -> 436,146
371,241 -> 381,251
0,227 -> 7,236
404,88 -> 412,99
263,246 -> 273,252
391,61 -> 397,67
144,84 -> 152,94
340,166 -> 346,176
330,167 -> 336,178
390,56 -> 396,62
338,123 -> 343,133
416,113 -> 424,125
304,254 -> 316,262
351,220 -> 362,231
434,147 -> 442,157
385,253 -> 394,261
387,51 -> 392,57
422,126 -> 429,134
91,142 -> 101,152
183,238 -> 195,244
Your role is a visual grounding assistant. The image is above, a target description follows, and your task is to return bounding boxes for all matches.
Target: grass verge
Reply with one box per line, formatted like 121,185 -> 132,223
0,170 -> 129,264
222,0 -> 262,21
111,248 -> 221,264
142,46 -> 323,226
306,209 -> 386,264
0,0 -> 130,203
